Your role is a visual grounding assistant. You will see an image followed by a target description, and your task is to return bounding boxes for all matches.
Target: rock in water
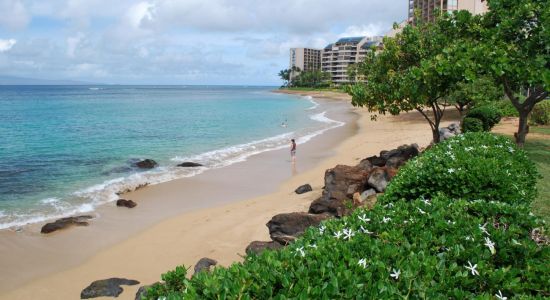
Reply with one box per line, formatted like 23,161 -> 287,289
295,184 -> 313,194
80,278 -> 139,299
177,162 -> 203,167
116,199 -> 137,208
245,241 -> 284,255
267,212 -> 331,245
41,216 -> 93,234
135,159 -> 157,169
193,257 -> 217,276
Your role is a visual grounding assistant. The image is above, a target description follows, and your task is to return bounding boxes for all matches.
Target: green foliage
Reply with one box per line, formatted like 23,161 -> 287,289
278,69 -> 291,87
530,101 -> 550,125
146,133 -> 548,299
465,105 -> 502,131
495,100 -> 520,117
291,70 -> 331,88
383,133 -> 539,206
346,11 -> 484,142
462,117 -> 484,133
448,77 -> 503,114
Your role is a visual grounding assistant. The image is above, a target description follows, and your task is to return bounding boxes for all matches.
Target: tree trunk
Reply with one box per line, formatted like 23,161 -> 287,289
432,128 -> 441,143
515,111 -> 530,148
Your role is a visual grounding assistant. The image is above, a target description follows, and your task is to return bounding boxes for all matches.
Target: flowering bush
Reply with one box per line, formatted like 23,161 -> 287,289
144,132 -> 547,299
462,117 -> 484,133
383,133 -> 539,206
144,196 -> 548,299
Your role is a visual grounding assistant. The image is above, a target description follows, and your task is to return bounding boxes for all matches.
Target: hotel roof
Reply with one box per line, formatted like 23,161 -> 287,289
335,36 -> 365,45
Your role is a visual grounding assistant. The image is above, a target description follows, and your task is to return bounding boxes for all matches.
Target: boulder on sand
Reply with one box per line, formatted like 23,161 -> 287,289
295,184 -> 313,194
308,165 -> 369,217
267,212 -> 331,245
41,215 -> 93,234
193,257 -> 217,276
177,162 -> 203,167
116,199 -> 137,208
135,159 -> 157,169
245,241 -> 284,255
80,278 -> 139,299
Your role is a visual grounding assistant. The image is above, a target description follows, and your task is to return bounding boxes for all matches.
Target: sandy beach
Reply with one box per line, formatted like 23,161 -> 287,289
0,90 -> 459,300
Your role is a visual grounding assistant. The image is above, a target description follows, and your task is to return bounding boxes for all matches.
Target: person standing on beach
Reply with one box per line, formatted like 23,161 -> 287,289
290,139 -> 296,163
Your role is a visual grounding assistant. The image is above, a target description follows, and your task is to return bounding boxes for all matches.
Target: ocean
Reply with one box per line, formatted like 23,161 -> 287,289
0,85 -> 343,229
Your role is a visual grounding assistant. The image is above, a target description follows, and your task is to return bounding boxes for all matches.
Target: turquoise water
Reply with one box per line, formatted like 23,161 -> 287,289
0,86 -> 342,229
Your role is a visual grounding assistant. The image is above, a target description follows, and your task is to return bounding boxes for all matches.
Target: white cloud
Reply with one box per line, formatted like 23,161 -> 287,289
0,0 -> 30,30
0,39 -> 17,52
66,32 -> 85,58
340,24 -> 386,38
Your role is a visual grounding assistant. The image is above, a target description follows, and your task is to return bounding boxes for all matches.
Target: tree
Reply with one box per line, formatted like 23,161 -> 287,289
448,76 -> 503,116
347,12 -> 482,142
278,69 -> 291,87
292,70 -> 331,88
473,0 -> 549,147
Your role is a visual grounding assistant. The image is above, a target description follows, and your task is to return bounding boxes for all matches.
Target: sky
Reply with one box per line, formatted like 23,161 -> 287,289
0,0 -> 406,85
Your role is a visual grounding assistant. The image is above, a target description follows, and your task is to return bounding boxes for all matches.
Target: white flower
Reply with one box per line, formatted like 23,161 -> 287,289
512,239 -> 521,246
382,217 -> 391,223
295,246 -> 305,257
465,236 -> 474,241
358,258 -> 368,268
495,290 -> 507,300
508,147 -> 515,153
319,225 -> 326,235
448,168 -> 455,174
465,261 -> 479,276
384,203 -> 394,208
308,243 -> 318,249
465,147 -> 474,152
479,223 -> 490,235
417,208 -> 426,215
358,214 -> 371,223
449,154 -> 456,160
447,220 -> 456,225
343,228 -> 355,240
484,237 -> 496,255
360,225 -> 373,234
333,230 -> 343,239
481,145 -> 488,149
390,269 -> 401,280
422,198 -> 431,206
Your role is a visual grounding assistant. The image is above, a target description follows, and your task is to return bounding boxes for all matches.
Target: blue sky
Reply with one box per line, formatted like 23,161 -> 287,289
0,0 -> 406,85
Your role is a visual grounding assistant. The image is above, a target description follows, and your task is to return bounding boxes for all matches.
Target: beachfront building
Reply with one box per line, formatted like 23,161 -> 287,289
321,36 -> 383,85
289,48 -> 322,81
408,0 -> 488,23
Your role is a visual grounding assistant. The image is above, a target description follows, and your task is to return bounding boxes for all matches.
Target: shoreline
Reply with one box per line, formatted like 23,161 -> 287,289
0,92 -> 357,298
0,90 -> 459,299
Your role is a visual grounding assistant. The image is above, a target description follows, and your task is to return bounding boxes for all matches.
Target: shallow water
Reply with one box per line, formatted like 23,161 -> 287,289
0,86 -> 342,229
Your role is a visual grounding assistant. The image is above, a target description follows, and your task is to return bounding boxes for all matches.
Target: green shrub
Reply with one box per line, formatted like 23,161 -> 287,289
495,100 -> 519,117
383,133 -> 539,206
530,100 -> 550,125
145,132 -> 548,299
145,197 -> 548,299
462,117 -> 484,133
466,105 -> 502,131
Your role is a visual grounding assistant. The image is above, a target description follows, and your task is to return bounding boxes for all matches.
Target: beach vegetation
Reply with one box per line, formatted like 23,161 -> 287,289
278,69 -> 291,87
468,0 -> 549,147
448,76 -> 504,116
462,117 -> 484,133
290,70 -> 332,88
144,133 -> 548,299
530,100 -> 550,125
464,105 -> 502,132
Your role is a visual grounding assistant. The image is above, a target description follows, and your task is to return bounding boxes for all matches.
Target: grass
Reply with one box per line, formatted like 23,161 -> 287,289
530,125 -> 550,135
524,133 -> 550,224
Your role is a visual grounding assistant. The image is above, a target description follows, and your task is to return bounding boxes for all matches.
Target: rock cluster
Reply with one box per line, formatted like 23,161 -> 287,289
244,144 -> 420,255
294,184 -> 313,194
116,199 -> 137,208
439,123 -> 461,141
177,162 -> 203,167
135,159 -> 158,169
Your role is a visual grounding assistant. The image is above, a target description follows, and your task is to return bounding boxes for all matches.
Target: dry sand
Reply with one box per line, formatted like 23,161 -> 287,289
0,90 -> 459,300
